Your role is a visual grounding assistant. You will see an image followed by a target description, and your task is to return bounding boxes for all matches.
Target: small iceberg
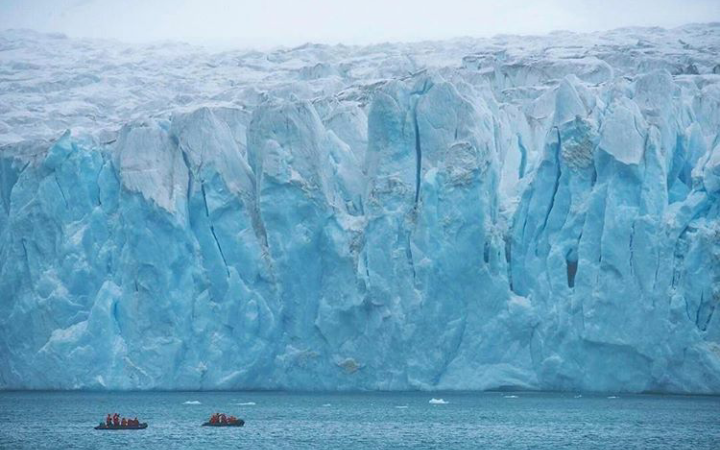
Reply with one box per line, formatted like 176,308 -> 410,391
429,398 -> 449,405
503,395 -> 519,399
237,402 -> 257,406
607,396 -> 618,399
395,405 -> 408,409
183,400 -> 201,405
574,395 -> 583,399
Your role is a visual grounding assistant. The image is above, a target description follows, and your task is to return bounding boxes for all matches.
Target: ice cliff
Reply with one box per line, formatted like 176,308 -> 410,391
1,25 -> 719,392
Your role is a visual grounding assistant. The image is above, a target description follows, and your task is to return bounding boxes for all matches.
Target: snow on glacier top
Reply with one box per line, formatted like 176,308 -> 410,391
1,24 -> 719,147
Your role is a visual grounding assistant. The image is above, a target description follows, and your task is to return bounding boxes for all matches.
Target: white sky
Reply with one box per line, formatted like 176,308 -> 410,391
1,0 -> 719,48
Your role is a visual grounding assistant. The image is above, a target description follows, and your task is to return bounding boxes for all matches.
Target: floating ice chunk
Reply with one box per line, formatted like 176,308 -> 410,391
503,395 -> 519,399
429,398 -> 449,405
395,405 -> 409,409
237,402 -> 256,406
183,400 -> 201,405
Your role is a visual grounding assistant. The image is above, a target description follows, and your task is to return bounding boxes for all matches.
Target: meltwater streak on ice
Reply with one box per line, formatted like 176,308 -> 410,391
1,391 -> 719,450
0,24 -> 719,393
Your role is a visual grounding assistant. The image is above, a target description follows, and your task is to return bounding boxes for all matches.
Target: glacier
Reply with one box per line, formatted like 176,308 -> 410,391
0,24 -> 719,392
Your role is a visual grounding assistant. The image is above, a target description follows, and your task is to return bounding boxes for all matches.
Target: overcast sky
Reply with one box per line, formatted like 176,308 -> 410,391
1,0 -> 719,48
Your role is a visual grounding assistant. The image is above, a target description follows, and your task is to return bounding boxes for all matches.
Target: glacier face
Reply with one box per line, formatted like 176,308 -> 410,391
0,25 -> 719,392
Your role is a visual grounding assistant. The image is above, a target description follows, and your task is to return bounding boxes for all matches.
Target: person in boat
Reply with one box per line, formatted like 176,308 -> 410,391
220,413 -> 227,424
106,414 -> 112,426
121,418 -> 127,427
133,417 -> 139,426
228,416 -> 238,424
209,413 -> 217,424
113,414 -> 120,426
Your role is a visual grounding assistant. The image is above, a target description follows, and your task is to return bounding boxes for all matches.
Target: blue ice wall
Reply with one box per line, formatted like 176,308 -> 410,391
1,70 -> 719,392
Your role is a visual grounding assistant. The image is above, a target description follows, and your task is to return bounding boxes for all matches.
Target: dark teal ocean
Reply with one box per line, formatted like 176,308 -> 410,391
0,391 -> 718,449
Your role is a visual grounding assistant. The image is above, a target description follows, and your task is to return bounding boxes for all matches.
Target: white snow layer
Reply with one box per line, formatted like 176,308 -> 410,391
1,24 -> 720,393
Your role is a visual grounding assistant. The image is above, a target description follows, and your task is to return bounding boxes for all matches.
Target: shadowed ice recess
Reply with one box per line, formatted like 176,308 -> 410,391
0,24 -> 719,392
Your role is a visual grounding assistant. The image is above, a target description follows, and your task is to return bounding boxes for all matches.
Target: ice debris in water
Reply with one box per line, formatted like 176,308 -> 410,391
429,399 -> 449,405
0,24 -> 720,394
183,400 -> 202,405
237,402 -> 257,406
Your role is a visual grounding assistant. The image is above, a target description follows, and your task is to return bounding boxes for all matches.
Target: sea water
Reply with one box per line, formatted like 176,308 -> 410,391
0,391 -> 718,449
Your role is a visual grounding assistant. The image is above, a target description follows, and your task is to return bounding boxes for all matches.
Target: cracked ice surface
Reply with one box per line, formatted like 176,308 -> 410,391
1,24 -> 719,392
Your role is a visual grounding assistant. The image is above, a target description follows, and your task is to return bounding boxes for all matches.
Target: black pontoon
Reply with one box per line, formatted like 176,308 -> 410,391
95,423 -> 148,430
202,420 -> 244,427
